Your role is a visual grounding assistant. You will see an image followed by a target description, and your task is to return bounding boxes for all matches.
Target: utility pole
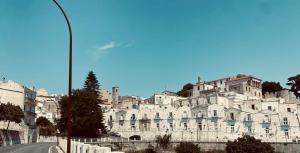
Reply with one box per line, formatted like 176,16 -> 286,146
52,1 -> 72,153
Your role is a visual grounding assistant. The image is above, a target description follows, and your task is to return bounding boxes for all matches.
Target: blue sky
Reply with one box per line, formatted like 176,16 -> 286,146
1,0 -> 300,97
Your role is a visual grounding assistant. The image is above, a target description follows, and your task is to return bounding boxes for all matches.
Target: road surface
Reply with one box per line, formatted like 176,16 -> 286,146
0,143 -> 58,153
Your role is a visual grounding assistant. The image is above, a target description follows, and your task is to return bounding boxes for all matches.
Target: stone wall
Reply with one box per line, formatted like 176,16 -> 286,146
86,141 -> 300,153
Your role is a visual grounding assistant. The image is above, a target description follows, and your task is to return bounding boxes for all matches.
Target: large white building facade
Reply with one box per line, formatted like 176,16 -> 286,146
0,80 -> 37,145
104,74 -> 300,142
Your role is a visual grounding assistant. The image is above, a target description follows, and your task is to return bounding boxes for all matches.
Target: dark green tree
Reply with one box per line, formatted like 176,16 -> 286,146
177,83 -> 193,97
58,71 -> 106,137
286,74 -> 300,98
0,103 -> 24,131
36,117 -> 56,136
226,135 -> 275,153
84,71 -> 100,96
262,81 -> 283,95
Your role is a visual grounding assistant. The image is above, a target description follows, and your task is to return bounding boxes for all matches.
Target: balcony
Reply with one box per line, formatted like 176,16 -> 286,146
243,117 -> 253,122
262,118 -> 271,124
181,115 -> 189,123
226,117 -> 236,122
196,116 -> 203,123
130,117 -> 136,125
211,114 -> 220,119
281,121 -> 290,127
154,115 -> 161,122
167,115 -> 174,123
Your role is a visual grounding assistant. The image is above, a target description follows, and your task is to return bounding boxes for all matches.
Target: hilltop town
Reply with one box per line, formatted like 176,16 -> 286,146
1,74 -> 299,145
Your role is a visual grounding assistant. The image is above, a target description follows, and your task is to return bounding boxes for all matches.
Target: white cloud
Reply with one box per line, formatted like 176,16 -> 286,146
93,40 -> 134,60
96,41 -> 116,51
94,41 -> 116,60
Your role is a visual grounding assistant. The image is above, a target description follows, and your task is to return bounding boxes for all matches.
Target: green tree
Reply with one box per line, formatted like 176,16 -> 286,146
36,117 -> 56,136
226,135 -> 275,153
58,71 -> 106,137
286,74 -> 300,97
175,142 -> 201,153
84,71 -> 100,96
177,83 -> 193,97
0,103 -> 24,131
262,81 -> 283,95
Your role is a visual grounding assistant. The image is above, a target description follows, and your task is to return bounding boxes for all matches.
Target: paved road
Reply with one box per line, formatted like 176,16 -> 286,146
0,143 -> 58,153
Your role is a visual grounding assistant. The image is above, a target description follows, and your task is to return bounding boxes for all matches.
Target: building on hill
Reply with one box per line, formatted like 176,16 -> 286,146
104,74 -> 300,142
0,80 -> 37,145
35,88 -> 61,124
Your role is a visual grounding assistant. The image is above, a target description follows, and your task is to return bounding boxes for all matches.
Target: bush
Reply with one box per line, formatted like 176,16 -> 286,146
175,142 -> 201,153
155,134 -> 171,149
226,135 -> 276,153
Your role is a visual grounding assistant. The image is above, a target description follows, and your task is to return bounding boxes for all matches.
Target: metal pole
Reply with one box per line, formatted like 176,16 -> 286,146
52,1 -> 72,153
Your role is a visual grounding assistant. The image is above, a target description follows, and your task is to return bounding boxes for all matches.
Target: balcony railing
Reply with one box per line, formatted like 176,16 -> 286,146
262,118 -> 271,124
281,121 -> 290,127
243,118 -> 253,122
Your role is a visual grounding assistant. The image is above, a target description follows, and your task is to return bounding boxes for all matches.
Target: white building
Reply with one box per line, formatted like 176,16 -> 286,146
0,80 -> 37,145
104,74 -> 300,142
35,88 -> 61,124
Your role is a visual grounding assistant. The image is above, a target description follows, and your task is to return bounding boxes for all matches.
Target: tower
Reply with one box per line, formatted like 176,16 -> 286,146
112,86 -> 119,107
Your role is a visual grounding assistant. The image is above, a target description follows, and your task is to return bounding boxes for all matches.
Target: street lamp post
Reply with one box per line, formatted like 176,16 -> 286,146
52,1 -> 72,153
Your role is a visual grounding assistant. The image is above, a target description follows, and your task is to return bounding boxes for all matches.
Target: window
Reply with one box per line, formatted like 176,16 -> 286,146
183,123 -> 188,130
268,106 -> 272,111
170,123 -> 173,130
110,115 -> 113,121
284,129 -> 289,138
131,124 -> 136,130
143,123 -> 148,131
265,128 -> 269,135
251,104 -> 255,110
247,114 -> 251,121
230,113 -> 234,120
198,86 -> 200,90
230,125 -> 234,133
155,113 -> 160,118
287,108 -> 291,112
198,123 -> 202,131
156,123 -> 160,130
131,114 -> 136,120
213,110 -> 217,117
169,112 -> 173,118
247,127 -> 252,133
196,100 -> 199,106
264,115 -> 270,123
283,117 -> 288,125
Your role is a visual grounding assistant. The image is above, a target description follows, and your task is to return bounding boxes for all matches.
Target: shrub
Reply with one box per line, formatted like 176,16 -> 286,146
226,135 -> 276,153
155,134 -> 171,149
175,142 -> 201,153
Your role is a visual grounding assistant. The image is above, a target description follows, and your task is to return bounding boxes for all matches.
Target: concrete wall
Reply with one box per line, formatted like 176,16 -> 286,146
58,138 -> 124,153
84,141 -> 300,153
